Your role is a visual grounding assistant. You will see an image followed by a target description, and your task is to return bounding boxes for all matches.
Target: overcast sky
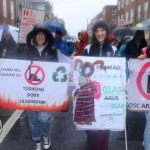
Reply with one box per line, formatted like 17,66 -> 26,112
50,0 -> 117,37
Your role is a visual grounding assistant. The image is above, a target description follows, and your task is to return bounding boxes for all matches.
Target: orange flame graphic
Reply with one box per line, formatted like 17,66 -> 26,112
0,94 -> 70,112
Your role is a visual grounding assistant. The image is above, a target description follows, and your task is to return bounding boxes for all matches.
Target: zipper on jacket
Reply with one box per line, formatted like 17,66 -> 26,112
100,43 -> 103,56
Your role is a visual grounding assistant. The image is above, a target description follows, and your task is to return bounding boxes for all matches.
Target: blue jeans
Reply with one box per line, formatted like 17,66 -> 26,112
144,112 -> 150,150
27,111 -> 51,141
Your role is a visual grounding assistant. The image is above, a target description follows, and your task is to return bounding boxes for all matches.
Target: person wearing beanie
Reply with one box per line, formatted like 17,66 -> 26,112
83,20 -> 114,150
25,23 -> 58,150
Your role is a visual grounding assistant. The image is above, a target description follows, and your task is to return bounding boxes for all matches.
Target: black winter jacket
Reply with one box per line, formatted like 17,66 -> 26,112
84,43 -> 114,57
26,44 -> 58,62
124,39 -> 147,59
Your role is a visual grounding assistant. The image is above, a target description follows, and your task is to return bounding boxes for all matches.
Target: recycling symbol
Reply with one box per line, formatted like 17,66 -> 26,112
52,66 -> 67,83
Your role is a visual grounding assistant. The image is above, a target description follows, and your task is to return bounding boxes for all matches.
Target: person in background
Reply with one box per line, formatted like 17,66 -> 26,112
0,29 -> 18,59
117,35 -> 131,57
138,43 -> 150,150
124,30 -> 147,141
73,31 -> 88,56
117,38 -> 125,50
54,30 -> 70,56
66,39 -> 75,54
125,30 -> 147,59
83,20 -> 114,150
109,34 -> 117,56
25,23 -> 58,150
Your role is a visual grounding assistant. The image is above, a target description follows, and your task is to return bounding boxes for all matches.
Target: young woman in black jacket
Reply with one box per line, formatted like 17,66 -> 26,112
25,23 -> 58,150
84,20 -> 114,150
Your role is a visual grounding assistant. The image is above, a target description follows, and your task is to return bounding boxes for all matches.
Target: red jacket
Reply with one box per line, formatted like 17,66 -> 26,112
74,31 -> 88,56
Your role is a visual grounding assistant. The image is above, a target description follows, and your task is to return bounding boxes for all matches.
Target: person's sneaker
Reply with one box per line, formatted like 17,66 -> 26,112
36,142 -> 41,150
43,135 -> 51,149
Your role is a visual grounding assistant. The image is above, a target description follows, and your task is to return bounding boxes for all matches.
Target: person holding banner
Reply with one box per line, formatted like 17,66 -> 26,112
138,44 -> 150,150
0,29 -> 18,59
25,23 -> 58,150
83,20 -> 114,150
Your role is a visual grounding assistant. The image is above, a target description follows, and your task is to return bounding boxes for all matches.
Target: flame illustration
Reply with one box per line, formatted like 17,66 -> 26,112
0,94 -> 70,112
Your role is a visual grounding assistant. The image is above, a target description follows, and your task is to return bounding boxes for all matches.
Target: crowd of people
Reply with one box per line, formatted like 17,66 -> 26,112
0,19 -> 149,150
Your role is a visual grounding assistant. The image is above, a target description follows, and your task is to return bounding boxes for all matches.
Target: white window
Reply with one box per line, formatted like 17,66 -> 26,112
112,18 -> 116,24
103,10 -> 105,16
137,5 -> 141,21
126,11 -> 129,23
37,4 -> 45,10
121,0 -> 124,9
131,9 -> 134,23
118,0 -> 121,10
144,0 -> 148,19
126,0 -> 129,5
3,0 -> 7,17
112,9 -> 116,15
10,0 -> 14,19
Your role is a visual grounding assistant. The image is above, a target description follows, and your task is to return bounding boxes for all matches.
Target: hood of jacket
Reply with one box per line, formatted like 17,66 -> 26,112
80,31 -> 88,44
26,23 -> 54,46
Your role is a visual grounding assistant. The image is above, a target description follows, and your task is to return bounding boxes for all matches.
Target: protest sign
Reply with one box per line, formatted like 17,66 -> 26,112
73,57 -> 126,131
127,59 -> 150,111
57,51 -> 75,86
0,59 -> 70,112
19,8 -> 45,43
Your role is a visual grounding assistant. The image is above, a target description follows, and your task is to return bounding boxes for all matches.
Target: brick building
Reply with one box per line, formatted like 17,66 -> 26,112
117,0 -> 150,27
0,0 -> 17,26
102,5 -> 117,26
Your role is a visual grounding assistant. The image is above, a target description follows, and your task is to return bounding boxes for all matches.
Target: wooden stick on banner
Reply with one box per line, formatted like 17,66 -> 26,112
125,120 -> 128,150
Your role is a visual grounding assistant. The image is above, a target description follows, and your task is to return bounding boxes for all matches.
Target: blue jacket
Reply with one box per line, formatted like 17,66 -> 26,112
54,38 -> 70,55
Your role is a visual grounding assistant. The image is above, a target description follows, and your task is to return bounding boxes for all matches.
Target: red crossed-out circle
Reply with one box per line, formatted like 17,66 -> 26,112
24,65 -> 45,85
136,62 -> 150,100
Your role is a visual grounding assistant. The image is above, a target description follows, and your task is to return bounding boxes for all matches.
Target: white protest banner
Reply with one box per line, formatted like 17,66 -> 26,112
19,8 -> 45,43
0,59 -> 70,112
127,59 -> 150,111
73,57 -> 126,131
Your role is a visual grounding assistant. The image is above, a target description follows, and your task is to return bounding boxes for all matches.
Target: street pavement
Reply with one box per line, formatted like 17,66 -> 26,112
0,86 -> 145,150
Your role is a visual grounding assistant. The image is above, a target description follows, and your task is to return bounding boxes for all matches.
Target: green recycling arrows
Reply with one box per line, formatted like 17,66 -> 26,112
52,66 -> 67,83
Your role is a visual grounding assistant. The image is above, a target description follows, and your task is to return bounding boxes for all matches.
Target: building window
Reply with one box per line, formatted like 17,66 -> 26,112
37,4 -> 45,10
103,10 -> 105,16
118,0 -> 121,10
126,0 -> 129,5
112,9 -> 116,15
131,9 -> 134,23
112,18 -> 116,24
126,11 -> 129,24
3,0 -> 7,17
121,0 -> 124,9
11,0 -> 14,19
137,5 -> 141,21
144,0 -> 148,19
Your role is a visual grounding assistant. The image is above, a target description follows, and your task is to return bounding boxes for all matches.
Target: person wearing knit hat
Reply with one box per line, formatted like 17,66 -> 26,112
83,20 -> 115,150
